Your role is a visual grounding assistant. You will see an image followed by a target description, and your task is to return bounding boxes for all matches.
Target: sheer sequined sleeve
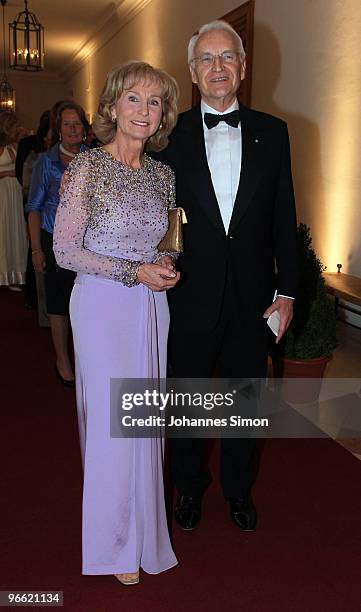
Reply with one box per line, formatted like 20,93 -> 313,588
53,154 -> 141,287
153,166 -> 179,263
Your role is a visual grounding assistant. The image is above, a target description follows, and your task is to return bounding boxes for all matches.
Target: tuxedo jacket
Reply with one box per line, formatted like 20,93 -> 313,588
157,104 -> 298,335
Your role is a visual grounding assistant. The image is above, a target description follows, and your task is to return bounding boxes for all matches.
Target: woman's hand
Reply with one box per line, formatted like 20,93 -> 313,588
32,250 -> 46,273
137,262 -> 180,292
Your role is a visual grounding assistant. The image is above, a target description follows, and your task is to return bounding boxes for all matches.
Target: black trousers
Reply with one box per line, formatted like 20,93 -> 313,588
41,229 -> 75,316
168,276 -> 268,500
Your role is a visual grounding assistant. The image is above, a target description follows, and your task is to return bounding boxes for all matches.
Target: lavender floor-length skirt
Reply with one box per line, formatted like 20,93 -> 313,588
70,273 -> 177,575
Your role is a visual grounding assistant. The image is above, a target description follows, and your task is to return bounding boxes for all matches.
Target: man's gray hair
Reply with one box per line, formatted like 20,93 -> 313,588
188,20 -> 246,64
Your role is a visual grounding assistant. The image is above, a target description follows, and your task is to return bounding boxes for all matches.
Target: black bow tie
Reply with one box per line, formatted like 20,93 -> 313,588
204,109 -> 240,129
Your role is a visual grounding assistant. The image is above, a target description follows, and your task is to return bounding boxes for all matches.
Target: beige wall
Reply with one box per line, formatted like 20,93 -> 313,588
252,0 -> 361,282
10,72 -> 66,131
64,0 -> 241,115
65,0 -> 361,291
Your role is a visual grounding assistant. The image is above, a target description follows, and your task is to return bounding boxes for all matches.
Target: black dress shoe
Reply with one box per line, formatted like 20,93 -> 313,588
229,498 -> 257,532
55,366 -> 75,388
174,495 -> 201,530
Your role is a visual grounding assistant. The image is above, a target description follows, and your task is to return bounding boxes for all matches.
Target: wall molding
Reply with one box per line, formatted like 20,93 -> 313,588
61,0 -> 154,81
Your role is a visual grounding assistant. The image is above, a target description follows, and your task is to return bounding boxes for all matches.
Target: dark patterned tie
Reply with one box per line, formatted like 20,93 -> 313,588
204,109 -> 240,129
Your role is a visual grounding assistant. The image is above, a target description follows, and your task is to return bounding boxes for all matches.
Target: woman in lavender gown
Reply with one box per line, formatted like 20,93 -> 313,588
53,62 -> 180,584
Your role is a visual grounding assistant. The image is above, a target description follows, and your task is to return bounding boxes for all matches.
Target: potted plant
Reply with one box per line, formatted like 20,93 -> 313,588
273,223 -> 337,398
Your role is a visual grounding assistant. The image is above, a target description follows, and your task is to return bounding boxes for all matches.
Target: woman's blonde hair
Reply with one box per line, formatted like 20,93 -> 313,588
0,111 -> 18,146
93,61 -> 179,151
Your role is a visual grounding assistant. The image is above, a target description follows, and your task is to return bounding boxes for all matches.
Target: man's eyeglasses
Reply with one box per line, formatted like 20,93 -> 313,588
191,51 -> 240,66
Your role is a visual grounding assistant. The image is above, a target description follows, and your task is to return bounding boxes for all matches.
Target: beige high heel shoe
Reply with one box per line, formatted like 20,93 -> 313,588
114,571 -> 140,585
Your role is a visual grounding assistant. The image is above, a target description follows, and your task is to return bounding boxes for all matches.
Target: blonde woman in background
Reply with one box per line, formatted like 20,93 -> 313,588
0,111 -> 27,290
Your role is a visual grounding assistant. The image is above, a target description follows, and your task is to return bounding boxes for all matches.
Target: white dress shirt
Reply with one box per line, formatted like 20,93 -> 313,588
201,99 -> 241,234
201,99 -> 293,302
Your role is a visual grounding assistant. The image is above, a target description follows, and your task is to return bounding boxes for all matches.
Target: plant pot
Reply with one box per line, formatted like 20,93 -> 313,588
272,355 -> 331,403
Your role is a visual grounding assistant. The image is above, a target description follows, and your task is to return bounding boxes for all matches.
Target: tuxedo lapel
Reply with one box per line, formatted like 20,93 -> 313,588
182,107 -> 225,234
229,106 -> 264,234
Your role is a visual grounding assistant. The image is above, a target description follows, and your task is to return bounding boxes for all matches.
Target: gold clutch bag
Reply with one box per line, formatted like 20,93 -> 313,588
158,207 -> 187,253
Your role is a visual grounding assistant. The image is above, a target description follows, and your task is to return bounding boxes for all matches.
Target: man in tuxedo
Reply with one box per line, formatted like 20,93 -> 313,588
159,20 -> 298,531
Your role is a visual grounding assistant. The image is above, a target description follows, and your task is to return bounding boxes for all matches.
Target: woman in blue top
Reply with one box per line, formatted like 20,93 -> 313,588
27,102 -> 89,387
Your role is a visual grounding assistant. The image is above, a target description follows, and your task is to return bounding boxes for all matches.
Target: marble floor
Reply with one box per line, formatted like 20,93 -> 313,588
326,322 -> 361,459
327,321 -> 361,379
281,322 -> 361,460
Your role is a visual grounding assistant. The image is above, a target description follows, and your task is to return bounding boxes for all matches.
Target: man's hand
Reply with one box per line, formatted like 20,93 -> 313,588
263,296 -> 294,344
155,255 -> 176,277
137,262 -> 180,292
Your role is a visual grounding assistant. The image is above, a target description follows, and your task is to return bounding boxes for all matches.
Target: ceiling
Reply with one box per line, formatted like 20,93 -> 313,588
2,0 -> 126,74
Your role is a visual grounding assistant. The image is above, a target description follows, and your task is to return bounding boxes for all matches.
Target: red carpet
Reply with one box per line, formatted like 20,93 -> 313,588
1,287 -> 361,611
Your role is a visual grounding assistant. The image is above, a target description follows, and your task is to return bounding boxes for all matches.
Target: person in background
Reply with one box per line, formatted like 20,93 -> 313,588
16,111 -> 50,188
48,100 -> 72,148
16,110 -> 51,309
21,112 -> 51,200
0,111 -> 28,291
53,61 -> 179,585
26,102 -> 89,387
14,125 -> 31,143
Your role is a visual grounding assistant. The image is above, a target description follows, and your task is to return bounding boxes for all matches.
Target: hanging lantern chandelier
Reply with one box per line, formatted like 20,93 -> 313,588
9,0 -> 44,71
0,0 -> 15,110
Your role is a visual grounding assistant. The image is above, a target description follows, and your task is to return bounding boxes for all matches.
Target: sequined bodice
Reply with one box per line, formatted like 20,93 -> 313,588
53,148 -> 176,287
86,149 -> 174,261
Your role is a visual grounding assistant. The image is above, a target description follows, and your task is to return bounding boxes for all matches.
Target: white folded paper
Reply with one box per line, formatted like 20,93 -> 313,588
267,291 -> 280,336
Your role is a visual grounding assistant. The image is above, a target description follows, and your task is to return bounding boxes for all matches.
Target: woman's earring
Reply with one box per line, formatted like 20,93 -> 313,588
58,133 -> 62,142
112,115 -> 117,124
